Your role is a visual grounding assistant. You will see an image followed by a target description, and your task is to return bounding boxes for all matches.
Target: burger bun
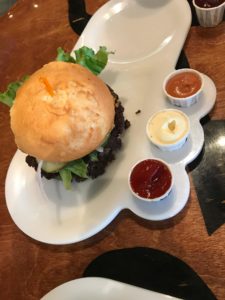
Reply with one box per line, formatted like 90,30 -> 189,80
10,61 -> 115,162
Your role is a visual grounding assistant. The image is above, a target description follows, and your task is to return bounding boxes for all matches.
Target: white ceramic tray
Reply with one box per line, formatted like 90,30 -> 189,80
5,0 -> 216,244
41,277 -> 181,300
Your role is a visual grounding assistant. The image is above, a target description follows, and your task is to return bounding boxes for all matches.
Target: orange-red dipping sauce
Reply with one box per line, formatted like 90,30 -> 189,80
129,159 -> 172,200
166,72 -> 202,98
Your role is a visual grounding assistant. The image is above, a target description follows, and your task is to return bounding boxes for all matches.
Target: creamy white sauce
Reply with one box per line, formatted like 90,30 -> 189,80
147,110 -> 189,145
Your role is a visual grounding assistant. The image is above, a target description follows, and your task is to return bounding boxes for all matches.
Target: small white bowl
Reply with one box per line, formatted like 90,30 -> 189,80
146,109 -> 190,151
163,68 -> 204,107
193,0 -> 225,27
128,158 -> 173,202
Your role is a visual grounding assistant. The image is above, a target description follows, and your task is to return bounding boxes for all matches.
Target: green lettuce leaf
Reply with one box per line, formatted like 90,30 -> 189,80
89,151 -> 99,162
74,46 -> 110,75
56,46 -> 112,75
66,159 -> 88,178
59,169 -> 73,190
0,75 -> 29,107
56,47 -> 76,63
59,159 -> 88,189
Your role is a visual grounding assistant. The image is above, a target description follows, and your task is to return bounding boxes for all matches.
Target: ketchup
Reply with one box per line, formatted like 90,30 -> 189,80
129,159 -> 172,200
195,0 -> 224,8
166,71 -> 202,99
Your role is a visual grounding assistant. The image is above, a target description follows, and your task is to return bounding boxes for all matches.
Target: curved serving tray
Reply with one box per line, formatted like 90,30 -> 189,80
5,0 -> 216,244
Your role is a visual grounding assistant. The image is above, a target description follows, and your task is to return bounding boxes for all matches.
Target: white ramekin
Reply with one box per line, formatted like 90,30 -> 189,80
163,68 -> 204,108
128,158 -> 173,202
146,109 -> 190,152
193,0 -> 225,27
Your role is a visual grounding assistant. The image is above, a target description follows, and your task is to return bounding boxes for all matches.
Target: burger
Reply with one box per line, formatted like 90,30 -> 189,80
8,49 -> 130,189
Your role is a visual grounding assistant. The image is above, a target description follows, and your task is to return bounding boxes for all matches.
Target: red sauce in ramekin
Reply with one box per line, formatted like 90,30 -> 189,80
195,0 -> 224,8
129,159 -> 172,200
166,71 -> 202,98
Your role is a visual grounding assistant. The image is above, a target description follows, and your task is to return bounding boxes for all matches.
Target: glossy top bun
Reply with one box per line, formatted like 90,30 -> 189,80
10,61 -> 115,162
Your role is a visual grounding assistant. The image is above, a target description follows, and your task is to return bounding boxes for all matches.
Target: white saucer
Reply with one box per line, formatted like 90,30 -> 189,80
41,277 -> 181,300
